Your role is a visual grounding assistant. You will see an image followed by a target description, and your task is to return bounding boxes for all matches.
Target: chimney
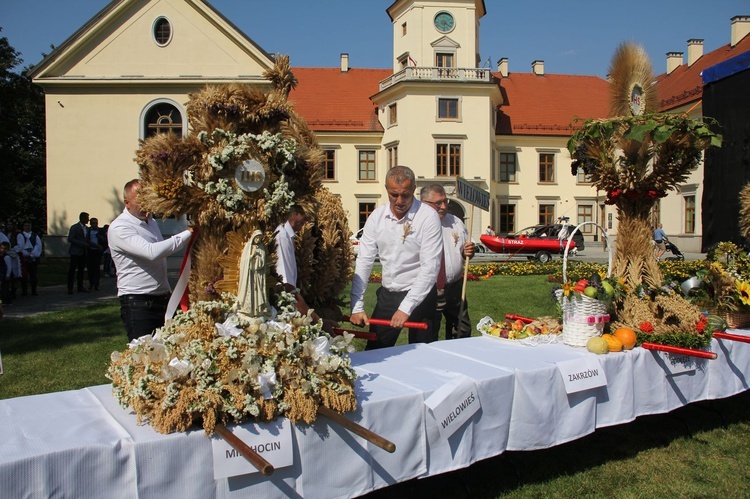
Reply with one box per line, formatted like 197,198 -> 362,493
731,15 -> 750,47
666,52 -> 683,74
532,59 -> 544,76
340,53 -> 349,73
687,39 -> 704,66
497,57 -> 508,78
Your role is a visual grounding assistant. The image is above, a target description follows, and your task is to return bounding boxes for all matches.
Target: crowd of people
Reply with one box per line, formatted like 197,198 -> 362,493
0,214 -> 118,315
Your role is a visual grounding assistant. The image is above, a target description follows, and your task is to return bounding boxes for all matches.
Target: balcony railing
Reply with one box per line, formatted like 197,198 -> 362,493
378,66 -> 492,91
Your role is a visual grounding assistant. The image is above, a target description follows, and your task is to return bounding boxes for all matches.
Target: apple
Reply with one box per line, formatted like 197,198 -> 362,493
584,286 -> 598,298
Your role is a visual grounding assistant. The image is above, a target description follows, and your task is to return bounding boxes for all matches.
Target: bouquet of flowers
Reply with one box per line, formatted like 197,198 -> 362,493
107,291 -> 358,435
693,242 -> 750,328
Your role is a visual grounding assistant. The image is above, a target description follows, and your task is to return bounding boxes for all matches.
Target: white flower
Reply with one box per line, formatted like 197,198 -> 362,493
258,371 -> 277,399
215,314 -> 243,337
167,357 -> 193,378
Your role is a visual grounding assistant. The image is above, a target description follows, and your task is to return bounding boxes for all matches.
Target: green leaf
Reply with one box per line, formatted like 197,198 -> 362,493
624,123 -> 653,142
710,136 -> 722,148
653,125 -> 674,144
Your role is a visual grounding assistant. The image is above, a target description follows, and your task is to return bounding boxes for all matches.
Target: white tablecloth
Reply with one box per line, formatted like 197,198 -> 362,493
2,332 -> 749,498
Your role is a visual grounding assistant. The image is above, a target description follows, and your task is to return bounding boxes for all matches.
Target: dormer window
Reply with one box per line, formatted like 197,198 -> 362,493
153,17 -> 172,46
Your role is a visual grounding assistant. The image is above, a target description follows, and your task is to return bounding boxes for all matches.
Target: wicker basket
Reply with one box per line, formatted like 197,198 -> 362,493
558,222 -> 613,347
725,310 -> 750,329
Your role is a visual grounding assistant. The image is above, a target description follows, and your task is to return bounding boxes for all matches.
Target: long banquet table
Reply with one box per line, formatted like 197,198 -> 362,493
2,332 -> 749,498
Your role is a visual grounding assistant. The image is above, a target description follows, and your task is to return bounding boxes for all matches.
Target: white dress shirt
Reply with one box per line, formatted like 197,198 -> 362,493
441,214 -> 469,285
107,209 -> 191,296
350,199 -> 442,316
275,222 -> 297,286
18,231 -> 43,260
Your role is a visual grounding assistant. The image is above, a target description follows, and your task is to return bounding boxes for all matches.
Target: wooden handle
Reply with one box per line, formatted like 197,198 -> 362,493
713,332 -> 750,344
342,316 -> 428,330
214,424 -> 274,475
318,406 -> 396,453
641,342 -> 717,360
332,328 -> 378,341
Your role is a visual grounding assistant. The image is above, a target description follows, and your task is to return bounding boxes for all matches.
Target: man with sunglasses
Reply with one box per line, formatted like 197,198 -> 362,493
349,166 -> 443,349
421,184 -> 476,340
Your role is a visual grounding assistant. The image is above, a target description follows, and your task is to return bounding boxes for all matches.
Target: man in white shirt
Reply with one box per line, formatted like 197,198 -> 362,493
275,205 -> 306,292
275,205 -> 337,333
108,179 -> 193,341
421,185 -> 476,340
17,221 -> 43,296
350,166 -> 443,349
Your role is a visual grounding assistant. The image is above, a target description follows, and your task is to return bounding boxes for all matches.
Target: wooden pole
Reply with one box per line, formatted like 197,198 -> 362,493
318,406 -> 396,453
214,424 -> 274,476
459,204 -> 474,323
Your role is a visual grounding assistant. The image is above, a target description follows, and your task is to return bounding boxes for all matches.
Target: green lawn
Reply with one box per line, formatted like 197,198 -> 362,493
2,270 -> 748,497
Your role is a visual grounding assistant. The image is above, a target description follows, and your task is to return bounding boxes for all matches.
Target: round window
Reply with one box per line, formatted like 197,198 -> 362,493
153,17 -> 172,46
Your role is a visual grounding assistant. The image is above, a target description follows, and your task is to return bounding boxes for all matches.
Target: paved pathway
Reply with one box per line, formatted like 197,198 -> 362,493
2,275 -> 119,320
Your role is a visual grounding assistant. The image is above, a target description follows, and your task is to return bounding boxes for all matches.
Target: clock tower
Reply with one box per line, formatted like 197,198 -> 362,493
373,0 -> 500,233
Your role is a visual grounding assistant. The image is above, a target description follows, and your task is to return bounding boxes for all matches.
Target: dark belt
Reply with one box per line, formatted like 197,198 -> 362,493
655,240 -> 663,243
120,293 -> 170,303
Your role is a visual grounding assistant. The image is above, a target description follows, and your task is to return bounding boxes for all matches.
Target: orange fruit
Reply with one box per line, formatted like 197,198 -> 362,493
601,333 -> 623,352
613,327 -> 637,350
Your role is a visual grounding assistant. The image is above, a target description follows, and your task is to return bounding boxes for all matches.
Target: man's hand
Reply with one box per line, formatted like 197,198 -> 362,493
349,311 -> 369,327
462,241 -> 476,259
390,310 -> 409,328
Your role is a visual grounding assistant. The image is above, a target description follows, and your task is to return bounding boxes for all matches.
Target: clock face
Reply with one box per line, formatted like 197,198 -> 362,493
434,12 -> 455,33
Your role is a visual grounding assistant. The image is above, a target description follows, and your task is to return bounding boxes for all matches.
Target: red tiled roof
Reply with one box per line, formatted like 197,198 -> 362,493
493,73 -> 610,136
289,67 -> 390,132
655,34 -> 750,112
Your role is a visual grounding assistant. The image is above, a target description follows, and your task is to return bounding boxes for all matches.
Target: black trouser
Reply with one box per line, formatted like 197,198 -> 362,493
119,293 -> 170,342
1,279 -> 10,304
435,279 -> 471,340
68,254 -> 87,291
87,250 -> 102,288
366,285 -> 438,350
21,257 -> 38,295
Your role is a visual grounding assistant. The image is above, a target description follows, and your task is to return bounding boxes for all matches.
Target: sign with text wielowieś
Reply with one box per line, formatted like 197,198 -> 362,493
455,176 -> 490,212
211,418 -> 293,479
424,374 -> 481,439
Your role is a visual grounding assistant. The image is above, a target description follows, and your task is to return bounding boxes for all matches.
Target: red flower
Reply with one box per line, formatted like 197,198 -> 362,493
639,321 -> 654,334
695,315 -> 708,333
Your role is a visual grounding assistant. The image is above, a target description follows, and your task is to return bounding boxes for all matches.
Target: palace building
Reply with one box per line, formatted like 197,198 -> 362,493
28,0 -> 750,255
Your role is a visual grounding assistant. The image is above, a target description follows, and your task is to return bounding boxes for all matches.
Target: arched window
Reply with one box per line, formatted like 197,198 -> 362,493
143,102 -> 183,139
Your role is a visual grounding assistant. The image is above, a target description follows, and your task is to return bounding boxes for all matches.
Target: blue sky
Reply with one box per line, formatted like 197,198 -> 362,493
1,0 -> 747,76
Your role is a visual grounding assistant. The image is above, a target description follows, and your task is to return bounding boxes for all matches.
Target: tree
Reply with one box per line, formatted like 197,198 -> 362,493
0,28 -> 46,231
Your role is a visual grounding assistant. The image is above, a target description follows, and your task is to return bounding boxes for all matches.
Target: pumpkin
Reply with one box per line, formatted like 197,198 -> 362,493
613,327 -> 637,350
586,336 -> 609,354
601,333 -> 623,352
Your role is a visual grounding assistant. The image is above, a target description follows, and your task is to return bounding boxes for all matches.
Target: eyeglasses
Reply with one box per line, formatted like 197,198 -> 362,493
424,199 -> 450,207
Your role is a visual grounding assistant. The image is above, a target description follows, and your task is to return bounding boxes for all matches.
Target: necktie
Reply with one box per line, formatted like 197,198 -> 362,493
437,251 -> 446,290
